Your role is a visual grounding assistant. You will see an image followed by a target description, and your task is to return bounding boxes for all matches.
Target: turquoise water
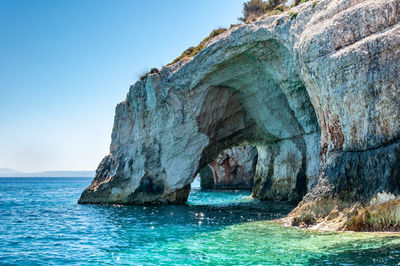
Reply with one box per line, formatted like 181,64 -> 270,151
1,178 -> 400,265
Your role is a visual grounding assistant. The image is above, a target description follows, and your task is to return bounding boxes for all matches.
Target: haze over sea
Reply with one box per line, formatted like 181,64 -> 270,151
1,177 -> 400,265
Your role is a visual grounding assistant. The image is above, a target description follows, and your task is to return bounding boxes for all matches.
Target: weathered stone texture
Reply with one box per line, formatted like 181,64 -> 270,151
253,132 -> 320,202
80,0 -> 400,231
200,145 -> 258,189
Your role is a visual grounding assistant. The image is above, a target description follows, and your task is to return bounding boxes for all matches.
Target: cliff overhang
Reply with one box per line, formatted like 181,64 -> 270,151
79,0 -> 400,231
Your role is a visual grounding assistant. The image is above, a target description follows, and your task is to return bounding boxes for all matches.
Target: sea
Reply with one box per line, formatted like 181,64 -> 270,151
1,177 -> 400,265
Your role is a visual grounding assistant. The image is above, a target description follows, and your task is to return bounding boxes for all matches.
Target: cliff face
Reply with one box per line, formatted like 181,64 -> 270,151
199,145 -> 258,189
79,0 -> 400,230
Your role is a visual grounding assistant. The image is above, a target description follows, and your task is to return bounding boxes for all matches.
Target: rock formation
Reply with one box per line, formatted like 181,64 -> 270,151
199,145 -> 257,189
79,0 -> 400,230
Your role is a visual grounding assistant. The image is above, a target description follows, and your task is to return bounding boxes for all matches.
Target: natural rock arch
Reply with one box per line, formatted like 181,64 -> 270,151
192,39 -> 321,202
79,37 -> 320,204
80,0 -> 400,230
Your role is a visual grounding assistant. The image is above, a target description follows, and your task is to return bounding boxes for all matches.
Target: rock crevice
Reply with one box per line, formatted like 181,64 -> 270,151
80,0 -> 400,231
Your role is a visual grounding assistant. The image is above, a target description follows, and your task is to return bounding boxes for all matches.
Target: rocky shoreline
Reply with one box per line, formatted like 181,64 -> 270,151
79,0 -> 400,231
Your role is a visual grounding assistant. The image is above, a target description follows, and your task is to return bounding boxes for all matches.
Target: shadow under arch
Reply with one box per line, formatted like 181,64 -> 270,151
78,38 -> 321,206
191,38 -> 321,203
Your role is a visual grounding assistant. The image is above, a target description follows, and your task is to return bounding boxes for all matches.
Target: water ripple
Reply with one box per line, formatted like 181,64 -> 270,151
0,177 -> 400,265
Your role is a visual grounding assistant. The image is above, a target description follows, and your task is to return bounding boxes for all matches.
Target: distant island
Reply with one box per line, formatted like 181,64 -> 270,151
0,168 -> 95,177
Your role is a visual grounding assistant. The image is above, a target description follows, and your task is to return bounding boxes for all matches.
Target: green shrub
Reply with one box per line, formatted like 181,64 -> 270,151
239,0 -> 285,23
150,68 -> 159,74
267,0 -> 284,9
167,0 -> 291,67
274,4 -> 284,12
140,73 -> 148,81
290,11 -> 298,20
139,67 -> 160,81
168,28 -> 227,66
295,0 -> 309,5
230,24 -> 241,28
239,0 -> 268,23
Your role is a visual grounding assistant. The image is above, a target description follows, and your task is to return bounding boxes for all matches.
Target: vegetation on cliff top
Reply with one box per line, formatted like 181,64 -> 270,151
165,0 -> 289,67
239,0 -> 287,23
146,0 -> 310,73
289,11 -> 299,20
167,28 -> 229,66
140,67 -> 160,81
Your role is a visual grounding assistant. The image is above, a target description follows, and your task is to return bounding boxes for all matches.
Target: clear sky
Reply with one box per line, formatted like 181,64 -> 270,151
0,0 -> 245,172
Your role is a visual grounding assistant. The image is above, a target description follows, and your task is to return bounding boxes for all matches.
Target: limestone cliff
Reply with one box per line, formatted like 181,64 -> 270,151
79,0 -> 400,231
199,145 -> 257,189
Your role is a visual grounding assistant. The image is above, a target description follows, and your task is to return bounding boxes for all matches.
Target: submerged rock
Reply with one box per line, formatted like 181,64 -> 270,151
80,0 -> 400,231
199,145 -> 258,189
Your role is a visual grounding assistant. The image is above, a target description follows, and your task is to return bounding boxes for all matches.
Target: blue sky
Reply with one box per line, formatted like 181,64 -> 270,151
0,0 -> 245,172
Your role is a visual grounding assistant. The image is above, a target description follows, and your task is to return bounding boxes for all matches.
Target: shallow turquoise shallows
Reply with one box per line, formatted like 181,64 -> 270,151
1,178 -> 400,265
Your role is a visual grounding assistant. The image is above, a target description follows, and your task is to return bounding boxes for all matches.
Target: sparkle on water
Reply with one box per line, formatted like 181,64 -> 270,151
1,177 -> 400,265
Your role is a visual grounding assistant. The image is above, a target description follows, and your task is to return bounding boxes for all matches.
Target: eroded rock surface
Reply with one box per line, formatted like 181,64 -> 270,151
199,145 -> 258,189
80,0 -> 400,231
